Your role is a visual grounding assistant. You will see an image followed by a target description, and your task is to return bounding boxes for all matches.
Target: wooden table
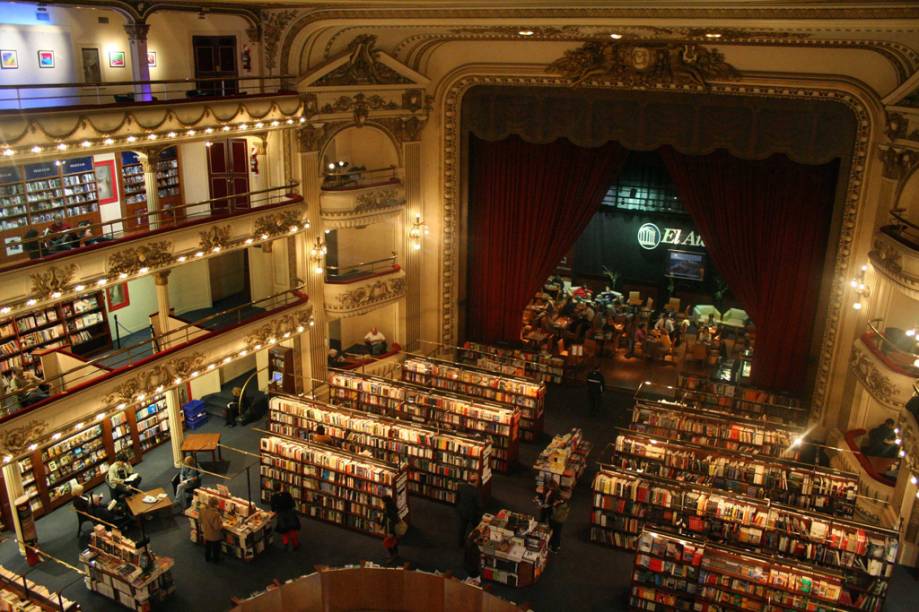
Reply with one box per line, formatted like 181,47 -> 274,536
126,487 -> 173,519
181,432 -> 222,463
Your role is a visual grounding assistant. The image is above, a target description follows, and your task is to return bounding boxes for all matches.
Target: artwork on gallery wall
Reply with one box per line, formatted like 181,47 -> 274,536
109,51 -> 126,68
106,283 -> 130,311
147,51 -> 157,68
37,51 -> 54,69
94,159 -> 119,205
81,48 -> 102,83
0,50 -> 18,70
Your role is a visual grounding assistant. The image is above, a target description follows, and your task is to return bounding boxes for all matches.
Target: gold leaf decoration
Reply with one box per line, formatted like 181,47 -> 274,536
315,35 -> 411,86
244,306 -> 314,351
199,226 -> 232,252
253,209 -> 308,239
107,241 -> 175,278
0,420 -> 48,456
30,264 -> 77,299
103,352 -> 208,406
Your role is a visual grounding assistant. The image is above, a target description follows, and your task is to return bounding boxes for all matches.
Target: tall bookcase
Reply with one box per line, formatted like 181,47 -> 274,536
629,529 -> 855,612
401,356 -> 545,441
590,466 -> 898,611
631,401 -> 804,460
613,432 -> 859,517
259,435 -> 409,538
119,151 -> 149,232
327,370 -> 520,473
156,147 -> 184,225
268,395 -> 493,504
458,341 -> 566,385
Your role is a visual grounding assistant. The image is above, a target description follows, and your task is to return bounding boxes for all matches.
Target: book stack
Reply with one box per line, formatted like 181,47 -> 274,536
476,510 -> 552,588
328,370 -> 520,473
185,486 -> 275,561
79,525 -> 175,610
458,341 -> 566,384
268,395 -> 492,504
0,565 -> 79,611
41,424 -> 109,503
259,435 -> 409,537
533,428 -> 591,500
613,432 -> 859,517
135,398 -> 170,452
401,356 -> 545,441
676,375 -> 807,426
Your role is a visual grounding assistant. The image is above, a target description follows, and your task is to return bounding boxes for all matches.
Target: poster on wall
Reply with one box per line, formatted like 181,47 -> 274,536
4,237 -> 22,257
147,51 -> 157,68
94,159 -> 118,205
37,50 -> 54,69
0,50 -> 18,69
106,283 -> 130,311
108,51 -> 126,68
81,48 -> 101,83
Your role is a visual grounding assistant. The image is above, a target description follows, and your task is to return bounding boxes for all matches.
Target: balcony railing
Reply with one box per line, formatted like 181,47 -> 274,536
863,318 -> 919,377
6,182 -> 300,270
321,166 -> 399,191
0,287 -> 307,422
881,208 -> 919,251
0,75 -> 296,111
326,255 -> 399,284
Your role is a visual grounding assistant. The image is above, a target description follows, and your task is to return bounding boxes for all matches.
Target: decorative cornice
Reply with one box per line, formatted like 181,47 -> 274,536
103,352 -> 207,407
253,208 -> 309,240
243,308 -> 315,351
199,226 -> 231,252
0,420 -> 48,457
325,275 -> 406,316
30,264 -> 77,300
320,93 -> 399,125
315,35 -> 413,86
262,9 -> 298,75
106,240 -> 175,278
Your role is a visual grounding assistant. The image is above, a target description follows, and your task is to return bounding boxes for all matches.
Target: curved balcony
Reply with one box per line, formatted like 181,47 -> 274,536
324,262 -> 405,318
869,210 -> 919,299
320,167 -> 405,229
849,320 -> 918,411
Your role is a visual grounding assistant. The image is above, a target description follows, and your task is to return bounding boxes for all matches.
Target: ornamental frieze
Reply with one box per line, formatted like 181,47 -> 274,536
103,352 -> 208,407
315,35 -> 412,86
243,307 -> 315,351
30,264 -> 78,299
0,419 -> 48,456
107,241 -> 175,277
327,276 -> 406,315
320,93 -> 400,126
253,208 -> 309,239
547,41 -> 739,88
199,225 -> 232,252
849,340 -> 903,410
355,188 -> 405,211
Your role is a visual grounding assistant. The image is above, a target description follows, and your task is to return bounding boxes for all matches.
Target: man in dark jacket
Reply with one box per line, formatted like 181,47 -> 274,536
455,472 -> 482,547
587,368 -> 605,415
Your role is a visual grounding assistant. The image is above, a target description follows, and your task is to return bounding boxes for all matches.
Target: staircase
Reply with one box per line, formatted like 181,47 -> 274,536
200,369 -> 265,418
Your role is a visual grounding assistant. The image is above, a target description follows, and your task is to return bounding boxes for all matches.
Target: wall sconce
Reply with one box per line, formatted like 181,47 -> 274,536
409,214 -> 428,251
850,264 -> 870,311
310,236 -> 327,274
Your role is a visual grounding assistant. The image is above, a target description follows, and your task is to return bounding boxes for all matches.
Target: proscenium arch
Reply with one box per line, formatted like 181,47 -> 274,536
317,122 -> 404,172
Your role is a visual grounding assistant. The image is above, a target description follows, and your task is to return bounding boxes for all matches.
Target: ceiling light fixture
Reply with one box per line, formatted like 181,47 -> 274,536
610,33 -> 623,39
518,30 -> 534,36
705,32 -> 722,39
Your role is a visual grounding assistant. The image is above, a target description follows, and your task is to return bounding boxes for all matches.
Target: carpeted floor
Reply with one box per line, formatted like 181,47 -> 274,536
0,382 -> 915,611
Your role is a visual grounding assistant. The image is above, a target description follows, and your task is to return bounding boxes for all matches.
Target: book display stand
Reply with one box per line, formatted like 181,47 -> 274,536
0,565 -> 79,611
458,341 -> 566,384
328,370 -> 520,473
676,375 -> 807,426
475,510 -> 551,588
533,428 -> 591,500
401,356 -> 545,441
184,487 -> 274,561
268,395 -> 492,504
259,435 -> 409,538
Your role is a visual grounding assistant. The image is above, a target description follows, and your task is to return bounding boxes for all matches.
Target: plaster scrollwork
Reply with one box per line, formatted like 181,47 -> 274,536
376,115 -> 428,143
320,93 -> 400,126
885,112 -> 910,141
355,188 -> 406,211
261,9 -> 299,75
253,208 -> 309,239
30,264 -> 77,299
878,146 -> 919,181
0,420 -> 48,457
199,226 -> 232,252
243,307 -> 314,351
298,123 -> 328,153
329,277 -> 406,315
106,241 -> 174,278
103,352 -> 208,407
849,345 -> 899,409
316,35 -> 412,86
870,236 -> 904,275
547,40 -> 739,88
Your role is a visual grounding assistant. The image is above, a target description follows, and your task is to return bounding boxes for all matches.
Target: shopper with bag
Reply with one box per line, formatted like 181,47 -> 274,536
382,495 -> 404,564
275,504 -> 301,551
549,497 -> 570,553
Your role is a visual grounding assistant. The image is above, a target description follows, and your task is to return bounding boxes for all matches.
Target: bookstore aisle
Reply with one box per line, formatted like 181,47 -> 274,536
0,384 -> 915,611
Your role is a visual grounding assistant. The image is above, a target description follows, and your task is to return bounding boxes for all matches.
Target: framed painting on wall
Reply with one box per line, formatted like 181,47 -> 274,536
37,50 -> 54,69
81,48 -> 101,83
0,50 -> 18,69
108,51 -> 126,68
106,283 -> 130,311
147,51 -> 157,68
94,159 -> 119,205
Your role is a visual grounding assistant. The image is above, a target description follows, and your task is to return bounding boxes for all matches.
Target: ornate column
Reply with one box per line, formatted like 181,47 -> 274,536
139,148 -> 161,231
154,271 -> 171,350
164,387 -> 185,468
124,22 -> 152,102
1,464 -> 25,555
402,137 -> 423,352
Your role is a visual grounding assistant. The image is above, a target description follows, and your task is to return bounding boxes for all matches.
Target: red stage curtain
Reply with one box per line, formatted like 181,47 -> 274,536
659,147 -> 839,394
466,136 -> 628,344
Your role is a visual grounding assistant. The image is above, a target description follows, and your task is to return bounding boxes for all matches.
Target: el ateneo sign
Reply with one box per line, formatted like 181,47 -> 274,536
637,222 -> 705,250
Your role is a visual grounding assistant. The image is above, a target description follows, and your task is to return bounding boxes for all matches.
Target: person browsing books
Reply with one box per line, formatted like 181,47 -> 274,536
455,472 -> 482,547
200,496 -> 224,563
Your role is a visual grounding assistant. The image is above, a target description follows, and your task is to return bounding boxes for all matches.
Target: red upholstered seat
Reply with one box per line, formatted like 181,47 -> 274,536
844,429 -> 897,487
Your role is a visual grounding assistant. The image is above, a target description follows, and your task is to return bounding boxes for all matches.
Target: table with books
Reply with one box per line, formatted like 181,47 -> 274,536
184,486 -> 275,561
533,427 -> 591,500
474,510 -> 551,588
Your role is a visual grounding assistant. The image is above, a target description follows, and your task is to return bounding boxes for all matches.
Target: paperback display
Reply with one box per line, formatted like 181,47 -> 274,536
185,487 -> 275,561
533,428 -> 591,500
476,510 -> 551,588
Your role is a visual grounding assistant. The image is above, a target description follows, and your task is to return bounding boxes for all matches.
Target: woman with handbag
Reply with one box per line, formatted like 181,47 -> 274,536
275,504 -> 301,552
549,497 -> 570,554
382,495 -> 404,563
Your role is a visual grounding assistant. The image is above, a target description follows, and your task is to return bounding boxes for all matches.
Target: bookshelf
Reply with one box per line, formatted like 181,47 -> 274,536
119,151 -> 148,232
591,466 -> 898,611
79,525 -> 175,610
259,435 -> 409,538
0,565 -> 79,611
630,400 -> 803,460
613,431 -> 859,517
533,428 -> 591,500
156,148 -> 184,225
268,394 -> 493,504
674,375 -> 808,426
401,356 -> 545,441
184,486 -> 275,561
135,397 -> 170,453
476,510 -> 551,587
41,423 -> 109,505
327,370 -> 520,473
629,529 -> 852,612
458,341 -> 566,384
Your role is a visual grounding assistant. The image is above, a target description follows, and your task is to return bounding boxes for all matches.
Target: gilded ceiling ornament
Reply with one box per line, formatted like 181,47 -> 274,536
0,420 -> 48,456
547,41 -> 739,88
376,115 -> 428,143
849,346 -> 899,408
30,264 -> 77,299
253,209 -> 309,238
199,225 -> 232,252
355,188 -> 405,211
316,35 -> 411,86
261,9 -> 298,75
103,352 -> 207,406
244,307 -> 314,350
886,112 -> 909,141
329,277 -> 406,314
107,241 -> 174,278
321,93 -> 399,126
878,147 -> 919,181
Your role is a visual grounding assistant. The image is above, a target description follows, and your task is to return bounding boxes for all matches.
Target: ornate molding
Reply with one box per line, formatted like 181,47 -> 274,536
850,343 -> 900,409
316,35 -> 412,86
878,146 -> 919,180
123,22 -> 151,43
253,208 -> 309,239
103,352 -> 208,407
355,188 -> 405,211
298,123 -> 328,153
106,240 -> 174,278
243,308 -> 314,351
325,274 -> 406,316
262,9 -> 298,74
320,93 -> 399,125
886,112 -> 910,141
869,232 -> 919,300
30,264 -> 77,299
199,226 -> 231,252
548,41 -> 739,88
375,115 -> 428,143
0,420 -> 48,457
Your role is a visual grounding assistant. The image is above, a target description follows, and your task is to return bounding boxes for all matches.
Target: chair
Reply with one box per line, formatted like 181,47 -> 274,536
721,308 -> 749,329
628,291 -> 642,306
665,298 -> 681,313
73,496 -> 94,538
692,304 -> 722,324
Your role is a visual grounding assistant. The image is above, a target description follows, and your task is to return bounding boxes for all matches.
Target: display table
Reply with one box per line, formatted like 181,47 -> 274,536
533,428 -> 591,500
0,565 -> 79,611
79,525 -> 174,611
125,487 -> 172,519
181,432 -> 222,462
184,487 -> 275,561
475,510 -> 550,588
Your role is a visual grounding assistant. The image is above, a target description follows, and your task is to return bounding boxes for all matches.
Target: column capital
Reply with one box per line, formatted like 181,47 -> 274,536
154,270 -> 171,286
124,22 -> 151,43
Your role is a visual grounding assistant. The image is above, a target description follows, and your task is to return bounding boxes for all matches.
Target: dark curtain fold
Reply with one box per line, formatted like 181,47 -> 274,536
466,136 -> 629,344
659,147 -> 838,394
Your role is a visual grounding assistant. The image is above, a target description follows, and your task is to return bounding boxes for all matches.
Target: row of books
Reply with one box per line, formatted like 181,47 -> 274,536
677,374 -> 807,425
185,487 -> 275,561
458,341 -> 566,384
533,428 -> 591,500
0,565 -> 79,611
